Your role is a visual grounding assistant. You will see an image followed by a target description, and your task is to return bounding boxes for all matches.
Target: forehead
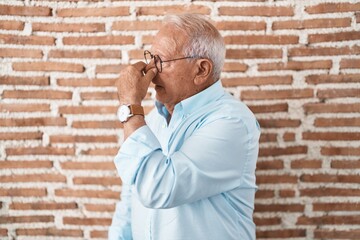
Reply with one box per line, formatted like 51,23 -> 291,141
151,24 -> 186,57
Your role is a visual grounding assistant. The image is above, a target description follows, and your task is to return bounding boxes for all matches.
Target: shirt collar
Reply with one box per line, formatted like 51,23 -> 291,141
155,80 -> 225,118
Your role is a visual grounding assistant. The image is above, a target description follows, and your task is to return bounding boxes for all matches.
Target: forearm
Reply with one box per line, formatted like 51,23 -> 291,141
123,115 -> 146,140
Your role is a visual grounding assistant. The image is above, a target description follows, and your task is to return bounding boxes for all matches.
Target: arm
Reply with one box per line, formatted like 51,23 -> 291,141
109,62 -> 156,239
114,114 -> 260,209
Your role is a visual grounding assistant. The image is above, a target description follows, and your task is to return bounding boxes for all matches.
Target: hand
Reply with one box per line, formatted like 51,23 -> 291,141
116,61 -> 157,104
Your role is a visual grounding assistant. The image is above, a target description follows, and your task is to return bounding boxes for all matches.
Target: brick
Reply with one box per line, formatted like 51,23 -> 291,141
222,62 -> 248,72
0,48 -> 43,58
63,217 -> 111,226
241,89 -> 313,100
10,202 -> 77,210
73,177 -> 121,186
340,59 -> 360,69
309,31 -> 360,43
0,76 -> 49,85
248,103 -> 288,113
0,215 -> 54,224
81,92 -> 118,100
260,146 -> 307,156
12,61 -> 85,72
0,229 -> 7,236
313,203 -> 360,212
256,190 -> 274,198
142,35 -> 154,45
63,35 -> 134,45
218,6 -> 293,16
224,35 -> 298,45
306,3 -> 360,14
16,228 -> 83,237
255,203 -> 304,212
0,34 -> 55,45
50,135 -> 118,143
321,147 -> 360,156
273,18 -> 351,30
57,7 -> 129,17
291,159 -> 322,169
306,74 -> 360,84
33,22 -> 105,32
96,64 -> 126,73
214,21 -> 266,31
259,133 -> 277,143
0,20 -> 24,30
72,120 -> 122,129
289,46 -> 352,57
254,217 -> 281,226
258,119 -> 301,128
57,78 -> 116,87
113,21 -> 161,31
300,188 -> 360,197
136,5 -> 210,16
226,49 -> 282,59
60,161 -> 114,170
301,174 -> 360,183
6,147 -> 74,156
81,148 -> 119,156
0,104 -> 50,112
0,188 -> 47,197
279,189 -> 296,198
258,60 -> 332,71
283,132 -> 295,141
59,106 -> 117,114
331,160 -> 360,169
357,12 -> 360,23
0,132 -> 42,141
0,160 -> 53,169
0,5 -> 51,16
256,174 -> 297,184
317,88 -> 360,99
85,203 -> 115,212
0,174 -> 66,183
91,230 -> 107,238
257,160 -> 283,170
257,229 -> 306,238
222,76 -> 292,87
0,117 -> 66,127
49,49 -> 120,59
303,132 -> 360,141
55,189 -> 119,199
314,229 -> 360,239
304,103 -> 360,114
297,215 -> 360,225
3,90 -> 72,99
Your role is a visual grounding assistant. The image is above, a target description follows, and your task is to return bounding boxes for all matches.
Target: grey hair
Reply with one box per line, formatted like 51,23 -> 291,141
163,14 -> 226,81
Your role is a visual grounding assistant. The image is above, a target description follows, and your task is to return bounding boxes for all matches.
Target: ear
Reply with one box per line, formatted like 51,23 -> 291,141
194,59 -> 213,86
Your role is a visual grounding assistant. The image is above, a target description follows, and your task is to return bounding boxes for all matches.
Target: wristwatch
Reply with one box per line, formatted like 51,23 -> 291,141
117,104 -> 144,123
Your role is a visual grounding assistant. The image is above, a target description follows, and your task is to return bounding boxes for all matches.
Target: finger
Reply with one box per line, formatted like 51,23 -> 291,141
142,68 -> 157,83
132,61 -> 147,72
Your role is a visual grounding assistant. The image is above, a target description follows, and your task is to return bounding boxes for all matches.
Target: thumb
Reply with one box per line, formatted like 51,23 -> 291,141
143,68 -> 157,83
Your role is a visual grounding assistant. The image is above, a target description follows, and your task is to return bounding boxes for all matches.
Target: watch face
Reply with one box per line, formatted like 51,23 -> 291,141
118,105 -> 131,122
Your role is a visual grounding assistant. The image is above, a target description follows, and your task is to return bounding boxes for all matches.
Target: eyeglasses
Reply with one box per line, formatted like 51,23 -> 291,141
144,50 -> 196,73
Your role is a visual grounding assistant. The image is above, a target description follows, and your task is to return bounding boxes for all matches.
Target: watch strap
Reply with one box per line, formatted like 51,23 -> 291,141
129,104 -> 144,116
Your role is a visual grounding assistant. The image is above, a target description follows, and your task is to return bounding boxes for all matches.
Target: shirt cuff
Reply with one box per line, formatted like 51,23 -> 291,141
114,125 -> 161,185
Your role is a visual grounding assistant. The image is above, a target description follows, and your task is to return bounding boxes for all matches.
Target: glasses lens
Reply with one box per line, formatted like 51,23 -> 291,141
144,51 -> 152,64
154,55 -> 162,73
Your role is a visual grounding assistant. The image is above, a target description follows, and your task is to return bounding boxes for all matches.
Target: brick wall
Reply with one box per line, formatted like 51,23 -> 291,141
0,0 -> 359,239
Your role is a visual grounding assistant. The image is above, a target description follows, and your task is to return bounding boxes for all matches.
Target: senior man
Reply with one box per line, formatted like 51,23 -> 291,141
109,14 -> 260,240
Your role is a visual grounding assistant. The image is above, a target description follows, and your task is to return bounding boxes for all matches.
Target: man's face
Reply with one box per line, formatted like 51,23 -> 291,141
149,24 -> 198,110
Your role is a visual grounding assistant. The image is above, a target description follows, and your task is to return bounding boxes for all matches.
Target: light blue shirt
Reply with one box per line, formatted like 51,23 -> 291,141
109,80 -> 260,240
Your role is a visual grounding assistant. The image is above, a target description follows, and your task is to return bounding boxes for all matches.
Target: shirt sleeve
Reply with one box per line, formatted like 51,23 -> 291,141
114,116 -> 260,209
108,183 -> 132,240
